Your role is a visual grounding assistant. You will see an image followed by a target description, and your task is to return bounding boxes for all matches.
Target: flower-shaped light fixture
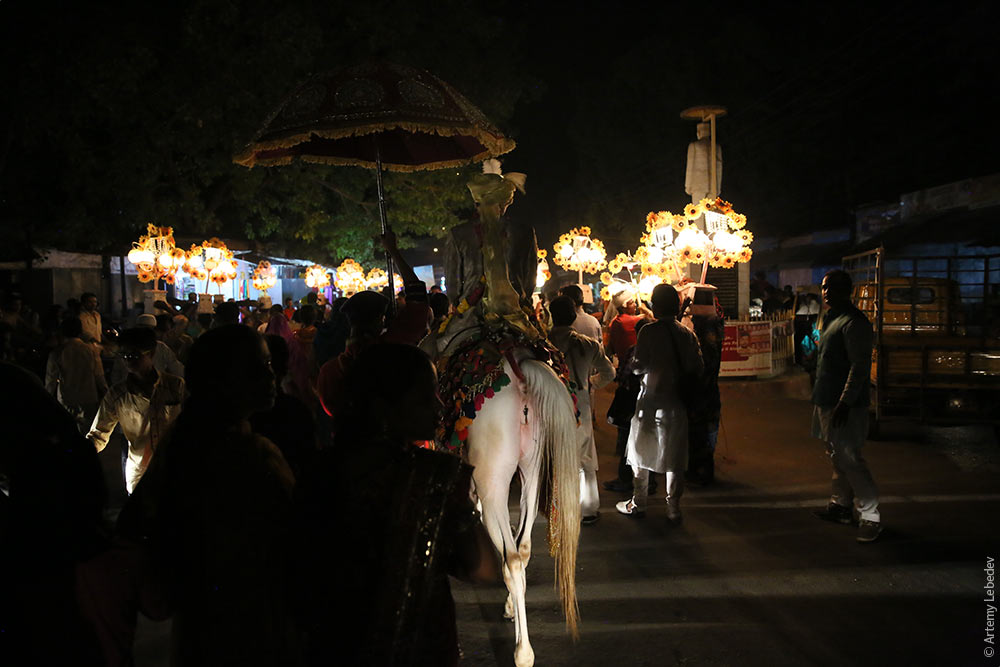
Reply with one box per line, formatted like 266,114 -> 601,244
535,249 -> 551,289
200,238 -> 237,288
697,198 -> 753,276
182,245 -> 208,284
552,226 -> 607,283
602,250 -> 670,302
252,260 -> 277,291
127,223 -> 178,288
306,264 -> 333,290
364,267 -> 403,292
330,259 -> 362,293
643,197 -> 753,283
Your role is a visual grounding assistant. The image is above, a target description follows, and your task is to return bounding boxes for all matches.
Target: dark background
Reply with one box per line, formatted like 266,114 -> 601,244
2,0 -> 996,260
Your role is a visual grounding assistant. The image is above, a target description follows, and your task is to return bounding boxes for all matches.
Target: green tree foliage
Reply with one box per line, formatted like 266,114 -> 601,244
0,0 -> 534,265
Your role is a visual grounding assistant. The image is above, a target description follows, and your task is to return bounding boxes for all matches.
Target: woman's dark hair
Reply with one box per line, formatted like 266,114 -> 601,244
120,326 -> 157,352
337,343 -> 434,438
59,316 -> 83,339
650,283 -> 680,318
549,295 -> 577,327
264,334 -> 289,382
299,305 -> 317,326
185,325 -> 264,400
429,292 -> 450,319
558,284 -> 584,307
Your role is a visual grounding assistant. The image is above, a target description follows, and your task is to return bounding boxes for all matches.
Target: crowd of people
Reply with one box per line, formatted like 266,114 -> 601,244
0,240 -> 880,663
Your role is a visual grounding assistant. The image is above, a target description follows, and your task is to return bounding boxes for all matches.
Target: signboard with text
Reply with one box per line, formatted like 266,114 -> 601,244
720,321 -> 772,376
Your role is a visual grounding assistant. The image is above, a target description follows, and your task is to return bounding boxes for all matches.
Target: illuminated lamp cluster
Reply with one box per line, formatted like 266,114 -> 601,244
306,264 -> 333,290
127,223 -> 179,286
202,238 -> 238,286
552,226 -> 607,275
364,267 -> 403,292
535,249 -> 551,288
252,260 -> 277,291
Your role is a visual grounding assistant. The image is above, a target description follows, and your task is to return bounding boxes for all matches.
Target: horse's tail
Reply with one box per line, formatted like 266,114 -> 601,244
521,359 -> 580,639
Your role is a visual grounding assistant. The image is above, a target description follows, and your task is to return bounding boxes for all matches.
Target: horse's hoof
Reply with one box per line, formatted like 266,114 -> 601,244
514,643 -> 535,667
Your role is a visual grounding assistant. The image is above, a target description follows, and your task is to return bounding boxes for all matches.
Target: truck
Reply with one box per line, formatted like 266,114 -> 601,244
841,248 -> 1000,435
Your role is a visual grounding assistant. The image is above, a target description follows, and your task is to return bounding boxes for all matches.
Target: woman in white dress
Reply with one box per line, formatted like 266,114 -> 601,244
617,284 -> 703,522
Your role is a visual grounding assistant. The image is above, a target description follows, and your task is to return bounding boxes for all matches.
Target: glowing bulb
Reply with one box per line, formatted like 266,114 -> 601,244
713,230 -> 743,254
676,227 -> 708,251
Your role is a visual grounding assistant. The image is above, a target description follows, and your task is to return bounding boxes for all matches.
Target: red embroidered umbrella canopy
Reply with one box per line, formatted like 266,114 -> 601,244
234,62 -> 514,171
234,62 -> 516,300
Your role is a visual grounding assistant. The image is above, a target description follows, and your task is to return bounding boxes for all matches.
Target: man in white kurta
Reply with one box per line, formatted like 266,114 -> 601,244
88,327 -> 184,493
45,316 -> 107,432
558,284 -> 603,345
547,296 -> 615,523
618,284 -> 703,522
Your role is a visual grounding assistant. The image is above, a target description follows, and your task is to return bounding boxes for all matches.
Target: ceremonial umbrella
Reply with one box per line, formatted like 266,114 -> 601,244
234,62 -> 516,299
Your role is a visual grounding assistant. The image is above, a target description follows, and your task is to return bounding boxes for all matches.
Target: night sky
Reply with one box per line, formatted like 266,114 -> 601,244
508,1 -> 999,253
2,0 -> 997,260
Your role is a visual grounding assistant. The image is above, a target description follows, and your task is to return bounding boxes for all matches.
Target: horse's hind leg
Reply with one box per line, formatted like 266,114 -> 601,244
514,432 -> 542,593
469,389 -> 536,667
477,474 -> 535,666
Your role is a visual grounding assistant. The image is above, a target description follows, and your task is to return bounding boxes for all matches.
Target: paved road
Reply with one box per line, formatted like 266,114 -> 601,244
452,376 -> 1000,667
123,373 -> 999,666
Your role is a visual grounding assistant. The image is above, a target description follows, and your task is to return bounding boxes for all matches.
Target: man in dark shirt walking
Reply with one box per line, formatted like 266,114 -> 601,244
811,270 -> 881,542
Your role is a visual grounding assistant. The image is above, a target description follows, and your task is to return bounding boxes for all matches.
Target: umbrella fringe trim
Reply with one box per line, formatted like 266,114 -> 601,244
233,120 -> 515,168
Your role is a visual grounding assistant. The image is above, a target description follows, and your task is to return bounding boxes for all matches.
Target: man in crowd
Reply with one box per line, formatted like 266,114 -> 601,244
617,284 -> 703,522
88,327 -> 184,494
559,284 -> 602,345
110,313 -> 184,383
45,316 -> 107,433
79,292 -> 103,348
316,232 -> 429,426
548,296 -> 615,524
810,269 -> 882,543
606,291 -> 649,366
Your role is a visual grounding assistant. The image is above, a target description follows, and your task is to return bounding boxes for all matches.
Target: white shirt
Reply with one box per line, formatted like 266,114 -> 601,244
571,307 -> 603,346
79,310 -> 103,345
45,338 -> 107,415
88,372 -> 184,493
548,325 -> 615,472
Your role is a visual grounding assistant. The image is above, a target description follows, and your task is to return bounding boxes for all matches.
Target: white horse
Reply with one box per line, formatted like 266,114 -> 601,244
427,321 -> 580,667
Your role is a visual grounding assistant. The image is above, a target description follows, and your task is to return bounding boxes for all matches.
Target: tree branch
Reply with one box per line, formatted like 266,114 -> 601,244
308,176 -> 377,210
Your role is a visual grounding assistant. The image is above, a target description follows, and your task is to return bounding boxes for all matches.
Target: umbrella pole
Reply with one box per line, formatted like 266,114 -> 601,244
374,139 -> 397,314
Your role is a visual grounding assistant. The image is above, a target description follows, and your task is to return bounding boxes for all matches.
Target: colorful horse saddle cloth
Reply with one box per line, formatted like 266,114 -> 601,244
435,326 -> 576,456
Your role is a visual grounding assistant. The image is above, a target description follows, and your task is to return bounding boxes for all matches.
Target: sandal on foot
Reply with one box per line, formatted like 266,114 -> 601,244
615,499 -> 646,517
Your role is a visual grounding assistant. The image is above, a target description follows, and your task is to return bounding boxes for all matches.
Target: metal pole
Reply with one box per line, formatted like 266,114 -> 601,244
118,255 -> 128,319
374,139 -> 397,314
709,113 -> 718,199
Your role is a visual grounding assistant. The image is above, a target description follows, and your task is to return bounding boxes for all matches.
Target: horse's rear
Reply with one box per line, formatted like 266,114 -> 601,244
466,354 -> 580,667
